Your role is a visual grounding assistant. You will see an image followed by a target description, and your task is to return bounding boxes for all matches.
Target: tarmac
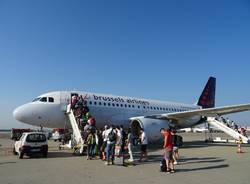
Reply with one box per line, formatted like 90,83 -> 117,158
0,132 -> 250,184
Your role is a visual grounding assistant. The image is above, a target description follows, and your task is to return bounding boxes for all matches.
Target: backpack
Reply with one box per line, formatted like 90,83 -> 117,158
87,134 -> 96,145
121,130 -> 127,143
176,135 -> 183,147
160,158 -> 167,172
108,130 -> 116,142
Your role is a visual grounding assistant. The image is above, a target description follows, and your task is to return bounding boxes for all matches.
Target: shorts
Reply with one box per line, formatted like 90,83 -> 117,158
164,149 -> 173,161
141,145 -> 147,153
173,146 -> 178,152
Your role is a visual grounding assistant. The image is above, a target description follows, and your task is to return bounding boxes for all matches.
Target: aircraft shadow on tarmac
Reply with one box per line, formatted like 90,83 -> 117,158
181,141 -> 250,149
146,155 -> 228,172
176,164 -> 229,173
134,152 -> 229,172
179,156 -> 226,165
140,155 -> 226,165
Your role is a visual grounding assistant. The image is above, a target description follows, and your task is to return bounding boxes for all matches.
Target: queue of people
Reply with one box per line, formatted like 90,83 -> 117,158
217,116 -> 248,137
69,94 -> 182,172
76,124 -> 149,166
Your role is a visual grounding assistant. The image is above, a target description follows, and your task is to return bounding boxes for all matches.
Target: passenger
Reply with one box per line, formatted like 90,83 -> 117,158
85,112 -> 92,122
106,125 -> 117,165
127,128 -> 134,163
102,125 -> 109,161
84,122 -> 90,132
172,130 -> 180,165
221,117 -> 227,125
234,124 -> 239,131
160,128 -> 175,173
241,128 -> 247,137
88,118 -> 96,134
82,113 -> 88,125
75,107 -> 82,127
97,129 -> 104,159
226,118 -> 231,127
139,129 -> 148,162
76,95 -> 84,109
86,130 -> 96,160
82,101 -> 90,114
71,94 -> 78,110
120,125 -> 127,154
88,117 -> 96,127
94,130 -> 99,158
115,126 -> 122,155
231,121 -> 235,129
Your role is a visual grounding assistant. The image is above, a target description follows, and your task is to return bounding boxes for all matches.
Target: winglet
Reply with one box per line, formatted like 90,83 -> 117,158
197,77 -> 216,109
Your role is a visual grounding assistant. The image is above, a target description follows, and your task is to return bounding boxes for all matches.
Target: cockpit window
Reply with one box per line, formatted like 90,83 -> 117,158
40,97 -> 47,102
49,97 -> 54,103
32,97 -> 41,102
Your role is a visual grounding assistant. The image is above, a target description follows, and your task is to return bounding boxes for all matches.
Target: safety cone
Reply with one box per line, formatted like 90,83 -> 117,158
237,140 -> 243,154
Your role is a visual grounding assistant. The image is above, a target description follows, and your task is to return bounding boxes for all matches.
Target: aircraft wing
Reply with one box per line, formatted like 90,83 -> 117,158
145,103 -> 250,120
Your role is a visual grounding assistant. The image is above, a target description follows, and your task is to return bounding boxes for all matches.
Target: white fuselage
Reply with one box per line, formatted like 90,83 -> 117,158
13,91 -> 202,131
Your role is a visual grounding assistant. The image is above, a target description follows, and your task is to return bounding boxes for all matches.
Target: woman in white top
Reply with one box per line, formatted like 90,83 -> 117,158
127,128 -> 134,163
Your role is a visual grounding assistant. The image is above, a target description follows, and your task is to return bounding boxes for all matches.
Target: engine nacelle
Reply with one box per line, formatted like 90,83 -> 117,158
130,117 -> 170,142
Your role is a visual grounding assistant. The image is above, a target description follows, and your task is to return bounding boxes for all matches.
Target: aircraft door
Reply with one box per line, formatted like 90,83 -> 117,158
59,92 -> 71,111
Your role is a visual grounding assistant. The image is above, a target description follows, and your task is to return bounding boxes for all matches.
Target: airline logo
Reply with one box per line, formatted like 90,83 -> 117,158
93,94 -> 150,106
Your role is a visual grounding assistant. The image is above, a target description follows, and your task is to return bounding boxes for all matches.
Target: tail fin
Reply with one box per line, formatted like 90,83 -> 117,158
197,77 -> 216,109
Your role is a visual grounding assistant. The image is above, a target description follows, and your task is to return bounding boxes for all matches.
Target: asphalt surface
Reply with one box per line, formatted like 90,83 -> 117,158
0,132 -> 250,184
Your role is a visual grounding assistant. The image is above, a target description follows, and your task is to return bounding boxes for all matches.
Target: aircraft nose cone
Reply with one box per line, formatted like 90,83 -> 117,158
13,105 -> 31,123
13,106 -> 25,122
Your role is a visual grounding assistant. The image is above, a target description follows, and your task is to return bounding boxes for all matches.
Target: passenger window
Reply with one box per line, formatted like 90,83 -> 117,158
48,97 -> 54,103
138,106 -> 140,109
112,103 -> 115,107
128,105 -> 131,108
99,102 -> 102,105
94,102 -> 97,105
40,97 -> 47,102
132,105 -> 135,108
116,104 -> 119,107
104,103 -> 106,106
121,104 -> 123,107
89,101 -> 92,105
108,103 -> 111,106
125,104 -> 127,108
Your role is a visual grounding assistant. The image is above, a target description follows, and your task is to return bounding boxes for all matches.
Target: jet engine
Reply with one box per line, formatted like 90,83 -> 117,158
130,117 -> 170,142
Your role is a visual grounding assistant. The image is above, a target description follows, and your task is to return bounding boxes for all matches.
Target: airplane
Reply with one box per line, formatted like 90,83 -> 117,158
13,77 -> 250,141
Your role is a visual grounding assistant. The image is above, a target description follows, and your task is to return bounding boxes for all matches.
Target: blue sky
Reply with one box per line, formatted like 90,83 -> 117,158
0,0 -> 250,129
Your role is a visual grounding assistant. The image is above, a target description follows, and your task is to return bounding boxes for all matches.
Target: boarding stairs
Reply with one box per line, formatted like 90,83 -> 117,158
207,117 -> 250,144
66,105 -> 84,154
